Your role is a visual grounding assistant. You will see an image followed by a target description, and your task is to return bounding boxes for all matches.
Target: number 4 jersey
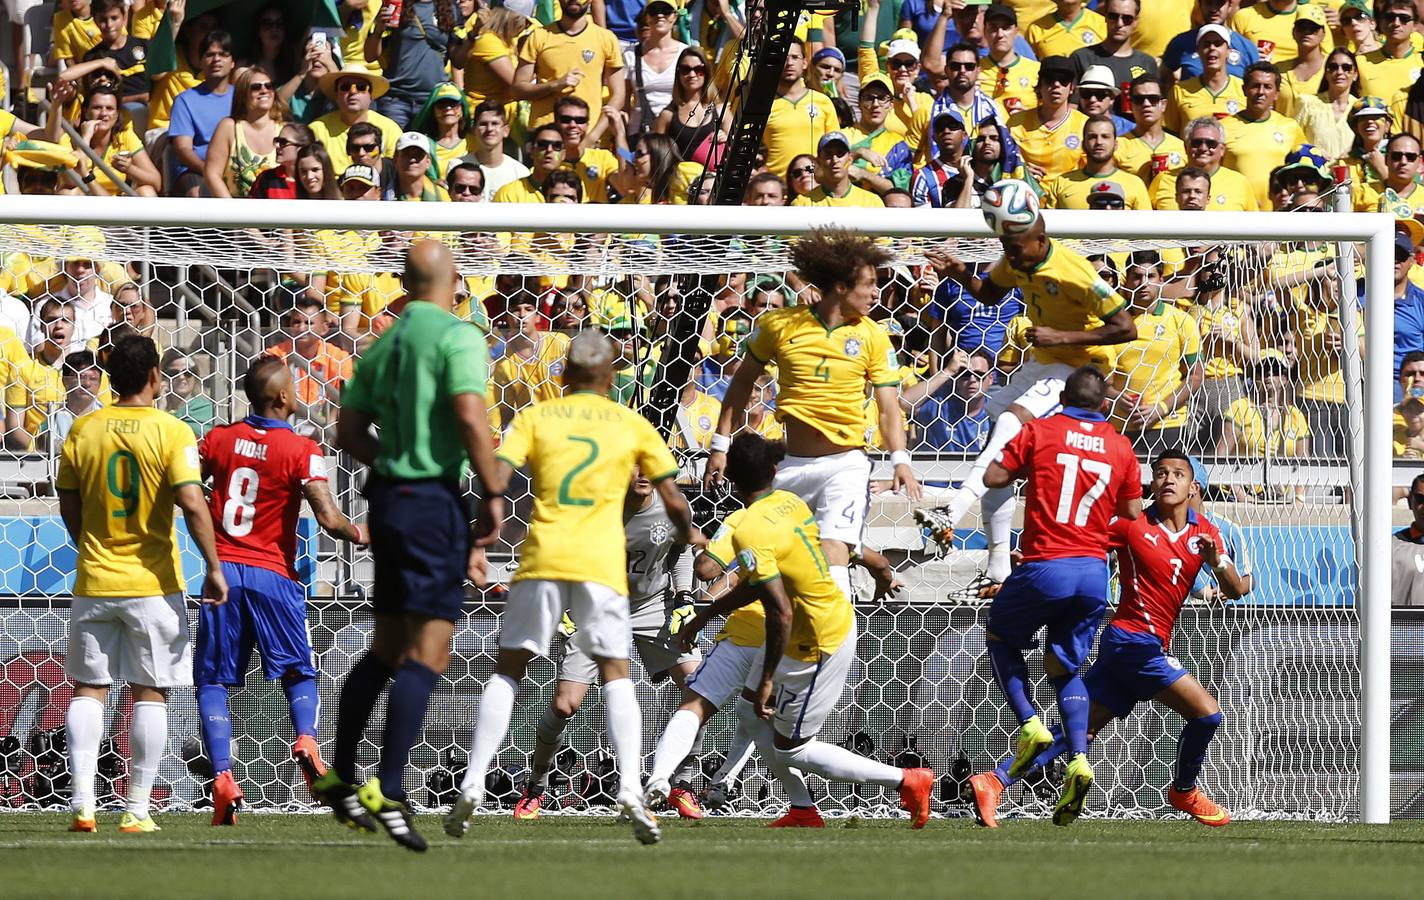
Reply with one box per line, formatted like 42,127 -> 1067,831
200,415 -> 328,581
996,406 -> 1142,563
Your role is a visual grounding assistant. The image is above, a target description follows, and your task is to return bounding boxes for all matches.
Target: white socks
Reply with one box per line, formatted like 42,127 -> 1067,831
710,714 -> 756,787
777,739 -> 903,789
651,708 -> 701,784
984,486 -> 1016,582
66,696 -> 104,813
737,696 -> 814,807
830,565 -> 853,602
944,411 -> 1025,528
127,701 -> 167,819
601,678 -> 643,797
461,673 -> 518,802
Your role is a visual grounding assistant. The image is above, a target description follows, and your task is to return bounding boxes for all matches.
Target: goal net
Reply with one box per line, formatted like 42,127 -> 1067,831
0,199 -> 1394,822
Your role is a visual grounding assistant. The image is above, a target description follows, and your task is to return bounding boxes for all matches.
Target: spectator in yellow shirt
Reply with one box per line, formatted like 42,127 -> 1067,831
450,0 -> 533,112
555,96 -> 620,203
1152,116 -> 1259,211
1356,133 -> 1424,216
763,40 -> 838,177
1007,55 -> 1087,179
1024,0 -> 1106,59
1231,0 -> 1333,65
514,0 -> 626,128
791,132 -> 887,207
1116,73 -> 1187,184
392,132 -> 450,201
1167,24 -> 1246,134
861,2 -> 936,152
1042,115 -> 1151,209
311,65 -> 403,175
494,123 -> 568,202
1357,1 -> 1423,102
1274,6 -> 1329,117
52,0 -> 103,66
1224,62 -> 1308,210
979,3 -> 1040,116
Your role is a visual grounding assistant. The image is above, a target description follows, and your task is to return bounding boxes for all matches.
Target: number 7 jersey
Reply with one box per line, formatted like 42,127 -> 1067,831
996,406 -> 1141,563
199,416 -> 328,581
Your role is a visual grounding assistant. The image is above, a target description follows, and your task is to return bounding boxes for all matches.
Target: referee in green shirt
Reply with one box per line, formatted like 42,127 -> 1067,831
314,241 -> 504,852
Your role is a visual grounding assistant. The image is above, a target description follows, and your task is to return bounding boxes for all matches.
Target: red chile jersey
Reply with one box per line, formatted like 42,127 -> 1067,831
996,407 -> 1141,563
1108,505 -> 1228,650
199,415 -> 327,580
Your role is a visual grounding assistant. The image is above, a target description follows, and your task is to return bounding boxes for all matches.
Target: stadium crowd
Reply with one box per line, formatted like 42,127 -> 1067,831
2,0 -> 1424,475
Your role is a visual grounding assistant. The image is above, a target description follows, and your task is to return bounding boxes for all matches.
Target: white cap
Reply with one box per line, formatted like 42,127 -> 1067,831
502,0 -> 536,18
395,132 -> 429,154
1196,23 -> 1232,45
1077,65 -> 1119,94
886,39 -> 921,61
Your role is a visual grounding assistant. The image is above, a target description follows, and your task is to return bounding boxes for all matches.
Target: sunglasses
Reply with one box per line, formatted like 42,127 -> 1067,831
604,328 -> 634,339
1190,138 -> 1221,148
947,61 -> 977,72
450,182 -> 482,195
1399,250 -> 1416,264
249,81 -> 274,92
1104,12 -> 1136,22
1326,62 -> 1356,72
678,65 -> 708,76
273,136 -> 304,150
789,165 -> 816,176
1080,89 -> 1114,101
338,81 -> 371,94
1296,204 -> 1325,212
861,92 -> 893,105
1390,151 -> 1422,162
164,369 -> 193,378
534,139 -> 564,150
349,142 -> 379,153
1413,493 -> 1424,505
1091,202 -> 1125,211
956,369 -> 988,379
888,57 -> 919,70
1042,75 -> 1075,86
1130,94 -> 1163,104
1383,12 -> 1416,24
558,114 -> 589,125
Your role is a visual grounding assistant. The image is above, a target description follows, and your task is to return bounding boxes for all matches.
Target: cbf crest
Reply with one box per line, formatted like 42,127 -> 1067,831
844,337 -> 862,357
583,49 -> 595,63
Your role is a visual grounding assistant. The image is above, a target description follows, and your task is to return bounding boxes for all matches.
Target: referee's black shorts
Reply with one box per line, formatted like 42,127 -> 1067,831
364,475 -> 472,622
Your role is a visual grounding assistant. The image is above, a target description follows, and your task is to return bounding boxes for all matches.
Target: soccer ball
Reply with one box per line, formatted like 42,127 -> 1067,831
981,179 -> 1041,236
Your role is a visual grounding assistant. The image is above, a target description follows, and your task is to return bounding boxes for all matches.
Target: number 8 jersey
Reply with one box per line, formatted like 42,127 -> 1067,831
199,415 -> 328,581
995,406 -> 1142,563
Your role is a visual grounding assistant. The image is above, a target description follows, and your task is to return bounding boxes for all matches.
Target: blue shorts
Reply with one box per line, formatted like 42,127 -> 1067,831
986,557 -> 1109,671
1083,625 -> 1190,718
365,475 -> 471,623
194,562 -> 315,686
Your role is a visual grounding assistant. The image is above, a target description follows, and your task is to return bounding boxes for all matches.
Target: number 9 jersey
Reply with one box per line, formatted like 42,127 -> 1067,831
996,405 -> 1141,563
199,416 -> 328,581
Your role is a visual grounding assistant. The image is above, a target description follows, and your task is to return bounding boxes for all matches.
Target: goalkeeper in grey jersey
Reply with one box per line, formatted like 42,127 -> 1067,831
515,469 -> 708,820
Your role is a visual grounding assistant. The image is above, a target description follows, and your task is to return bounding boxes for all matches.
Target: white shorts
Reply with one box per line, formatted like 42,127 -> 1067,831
987,359 -> 1073,419
503,579 -> 631,661
771,619 -> 858,741
560,598 -> 701,685
773,449 -> 872,547
66,594 -> 193,689
684,638 -> 764,709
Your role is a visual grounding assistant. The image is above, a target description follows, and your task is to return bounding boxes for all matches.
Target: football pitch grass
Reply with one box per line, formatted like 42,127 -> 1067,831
5,813 -> 1424,899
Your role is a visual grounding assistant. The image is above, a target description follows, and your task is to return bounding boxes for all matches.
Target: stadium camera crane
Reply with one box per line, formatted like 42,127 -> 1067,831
641,0 -> 858,442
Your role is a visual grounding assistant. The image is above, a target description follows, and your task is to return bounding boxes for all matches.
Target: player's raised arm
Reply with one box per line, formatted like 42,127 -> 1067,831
1027,304 -> 1138,349
705,353 -> 768,486
654,476 -> 705,549
925,245 -> 1012,306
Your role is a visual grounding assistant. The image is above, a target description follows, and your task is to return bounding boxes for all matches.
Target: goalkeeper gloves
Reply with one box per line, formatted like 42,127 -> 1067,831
667,592 -> 697,636
557,611 -> 578,638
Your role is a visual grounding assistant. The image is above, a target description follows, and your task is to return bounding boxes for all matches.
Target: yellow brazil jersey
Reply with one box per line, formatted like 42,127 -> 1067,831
856,46 -> 934,153
63,127 -> 143,197
53,13 -> 102,63
979,56 -> 1041,116
310,229 -> 402,324
130,2 -> 165,41
149,59 -> 200,132
497,391 -> 680,593
703,508 -> 766,647
562,148 -> 619,203
674,390 -> 720,450
1110,303 -> 1202,432
493,175 -> 547,203
1167,75 -> 1246,134
1191,297 -> 1250,380
744,306 -> 900,447
731,490 -> 852,663
1041,168 -> 1152,210
339,1 -> 385,78
764,90 -> 838,178
519,20 -> 623,127
1273,59 -> 1324,117
1355,180 -> 1424,217
433,133 -> 479,177
1361,48 -> 1418,108
0,329 -> 61,436
312,110 -> 403,176
987,240 -> 1126,369
1024,9 -> 1106,60
1231,2 -> 1333,64
1150,165 -> 1259,211
1008,107 -> 1087,180
1115,132 -> 1186,184
1133,2 -> 1192,59
464,30 -> 519,108
492,332 -> 571,418
1224,112 -> 1307,210
55,406 -> 202,598
1223,397 -> 1310,456
790,184 -> 885,207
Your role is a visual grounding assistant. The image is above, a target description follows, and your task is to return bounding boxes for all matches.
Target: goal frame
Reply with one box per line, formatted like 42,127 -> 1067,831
0,196 -> 1396,823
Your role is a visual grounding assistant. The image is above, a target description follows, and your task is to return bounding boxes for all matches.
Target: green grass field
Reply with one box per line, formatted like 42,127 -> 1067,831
5,813 -> 1424,899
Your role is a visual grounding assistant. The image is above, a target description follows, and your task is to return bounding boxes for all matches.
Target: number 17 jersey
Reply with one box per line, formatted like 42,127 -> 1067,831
200,416 -> 328,581
996,406 -> 1141,563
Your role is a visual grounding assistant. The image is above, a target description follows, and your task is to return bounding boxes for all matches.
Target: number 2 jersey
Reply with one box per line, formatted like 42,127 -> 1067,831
996,406 -> 1141,563
199,415 -> 328,581
1108,506 -> 1227,651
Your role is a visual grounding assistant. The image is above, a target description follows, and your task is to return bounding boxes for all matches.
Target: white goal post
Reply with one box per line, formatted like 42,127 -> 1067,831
0,196 -> 1396,823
